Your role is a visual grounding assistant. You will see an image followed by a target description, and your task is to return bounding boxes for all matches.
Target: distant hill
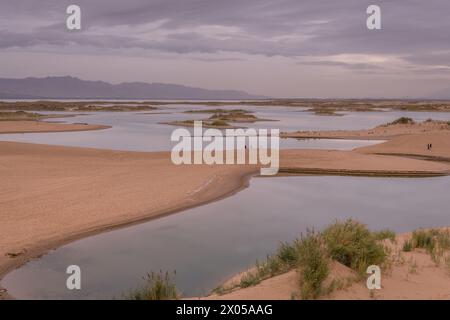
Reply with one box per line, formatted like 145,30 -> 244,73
0,76 -> 266,100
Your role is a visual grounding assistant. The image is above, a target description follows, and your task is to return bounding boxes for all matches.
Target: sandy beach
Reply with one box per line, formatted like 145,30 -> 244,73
0,119 -> 450,299
281,119 -> 450,140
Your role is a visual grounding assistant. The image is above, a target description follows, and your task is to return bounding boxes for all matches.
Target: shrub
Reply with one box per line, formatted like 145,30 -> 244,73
125,271 -> 178,300
296,231 -> 330,300
412,229 -> 437,252
374,229 -> 396,242
411,229 -> 450,261
240,271 -> 261,288
322,219 -> 386,273
277,241 -> 299,266
402,240 -> 413,252
388,117 -> 415,125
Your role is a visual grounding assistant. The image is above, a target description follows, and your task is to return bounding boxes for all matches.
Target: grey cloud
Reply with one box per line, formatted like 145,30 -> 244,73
2,0 -> 450,60
296,60 -> 385,71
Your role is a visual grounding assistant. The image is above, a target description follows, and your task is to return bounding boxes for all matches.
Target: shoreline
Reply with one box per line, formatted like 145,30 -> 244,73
0,146 -> 258,299
0,172 -> 257,300
1,121 -> 450,299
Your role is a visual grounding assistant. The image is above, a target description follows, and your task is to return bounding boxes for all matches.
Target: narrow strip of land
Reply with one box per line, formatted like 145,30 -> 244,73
0,120 -> 110,134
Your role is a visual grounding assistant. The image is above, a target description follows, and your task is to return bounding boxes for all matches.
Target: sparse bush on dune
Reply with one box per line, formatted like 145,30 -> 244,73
322,219 -> 387,274
402,240 -> 413,252
409,229 -> 450,262
373,229 -> 396,242
296,230 -> 330,300
231,219 -> 390,300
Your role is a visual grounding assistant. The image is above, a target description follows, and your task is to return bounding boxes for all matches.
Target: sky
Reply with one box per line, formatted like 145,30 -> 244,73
1,0 -> 450,98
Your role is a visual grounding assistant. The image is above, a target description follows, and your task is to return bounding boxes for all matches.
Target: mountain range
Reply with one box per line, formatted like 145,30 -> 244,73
0,76 -> 265,100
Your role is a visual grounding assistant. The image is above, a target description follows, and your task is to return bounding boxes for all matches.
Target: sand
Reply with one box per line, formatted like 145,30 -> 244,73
357,131 -> 450,161
280,148 -> 449,177
281,120 -> 450,140
0,141 -> 257,299
206,231 -> 450,300
0,120 -> 110,134
1,120 -> 450,299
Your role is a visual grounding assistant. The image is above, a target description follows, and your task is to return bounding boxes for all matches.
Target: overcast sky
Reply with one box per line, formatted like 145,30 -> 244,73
1,0 -> 450,98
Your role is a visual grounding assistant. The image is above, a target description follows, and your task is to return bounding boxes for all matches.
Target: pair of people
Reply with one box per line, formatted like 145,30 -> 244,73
427,143 -> 433,150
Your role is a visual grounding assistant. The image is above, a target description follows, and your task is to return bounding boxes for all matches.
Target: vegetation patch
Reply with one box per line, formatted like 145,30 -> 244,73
0,101 -> 157,112
403,229 -> 450,264
322,219 -> 387,274
387,117 -> 415,125
124,271 -> 178,300
296,231 -> 330,300
0,110 -> 44,121
215,219 -> 390,300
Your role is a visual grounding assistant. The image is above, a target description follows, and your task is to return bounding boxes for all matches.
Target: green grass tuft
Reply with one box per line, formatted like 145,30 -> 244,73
124,271 -> 178,300
402,240 -> 413,252
322,219 -> 387,273
296,230 -> 330,300
373,229 -> 396,242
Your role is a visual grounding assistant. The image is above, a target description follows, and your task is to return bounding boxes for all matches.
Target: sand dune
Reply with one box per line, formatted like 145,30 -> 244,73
206,231 -> 450,300
281,119 -> 450,140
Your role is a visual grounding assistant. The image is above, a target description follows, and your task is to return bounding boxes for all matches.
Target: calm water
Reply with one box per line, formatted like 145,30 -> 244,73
1,105 -> 448,151
2,176 -> 450,299
1,104 -> 449,299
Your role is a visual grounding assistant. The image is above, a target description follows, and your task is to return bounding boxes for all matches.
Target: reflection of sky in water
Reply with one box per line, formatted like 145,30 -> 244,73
0,105 -> 448,151
3,176 -> 449,299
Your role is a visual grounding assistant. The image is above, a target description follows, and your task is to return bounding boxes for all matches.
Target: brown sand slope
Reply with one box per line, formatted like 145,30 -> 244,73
206,231 -> 450,300
0,120 -> 110,134
280,149 -> 450,176
356,131 -> 450,161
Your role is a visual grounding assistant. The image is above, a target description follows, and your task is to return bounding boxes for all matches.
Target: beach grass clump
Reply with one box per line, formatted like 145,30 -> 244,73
238,243 -> 298,288
124,271 -> 178,300
412,229 -> 437,252
219,220 -> 391,299
402,240 -> 413,252
322,219 -> 387,274
296,231 -> 330,300
239,271 -> 262,288
277,241 -> 300,266
387,117 -> 415,126
409,229 -> 450,263
373,229 -> 396,242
